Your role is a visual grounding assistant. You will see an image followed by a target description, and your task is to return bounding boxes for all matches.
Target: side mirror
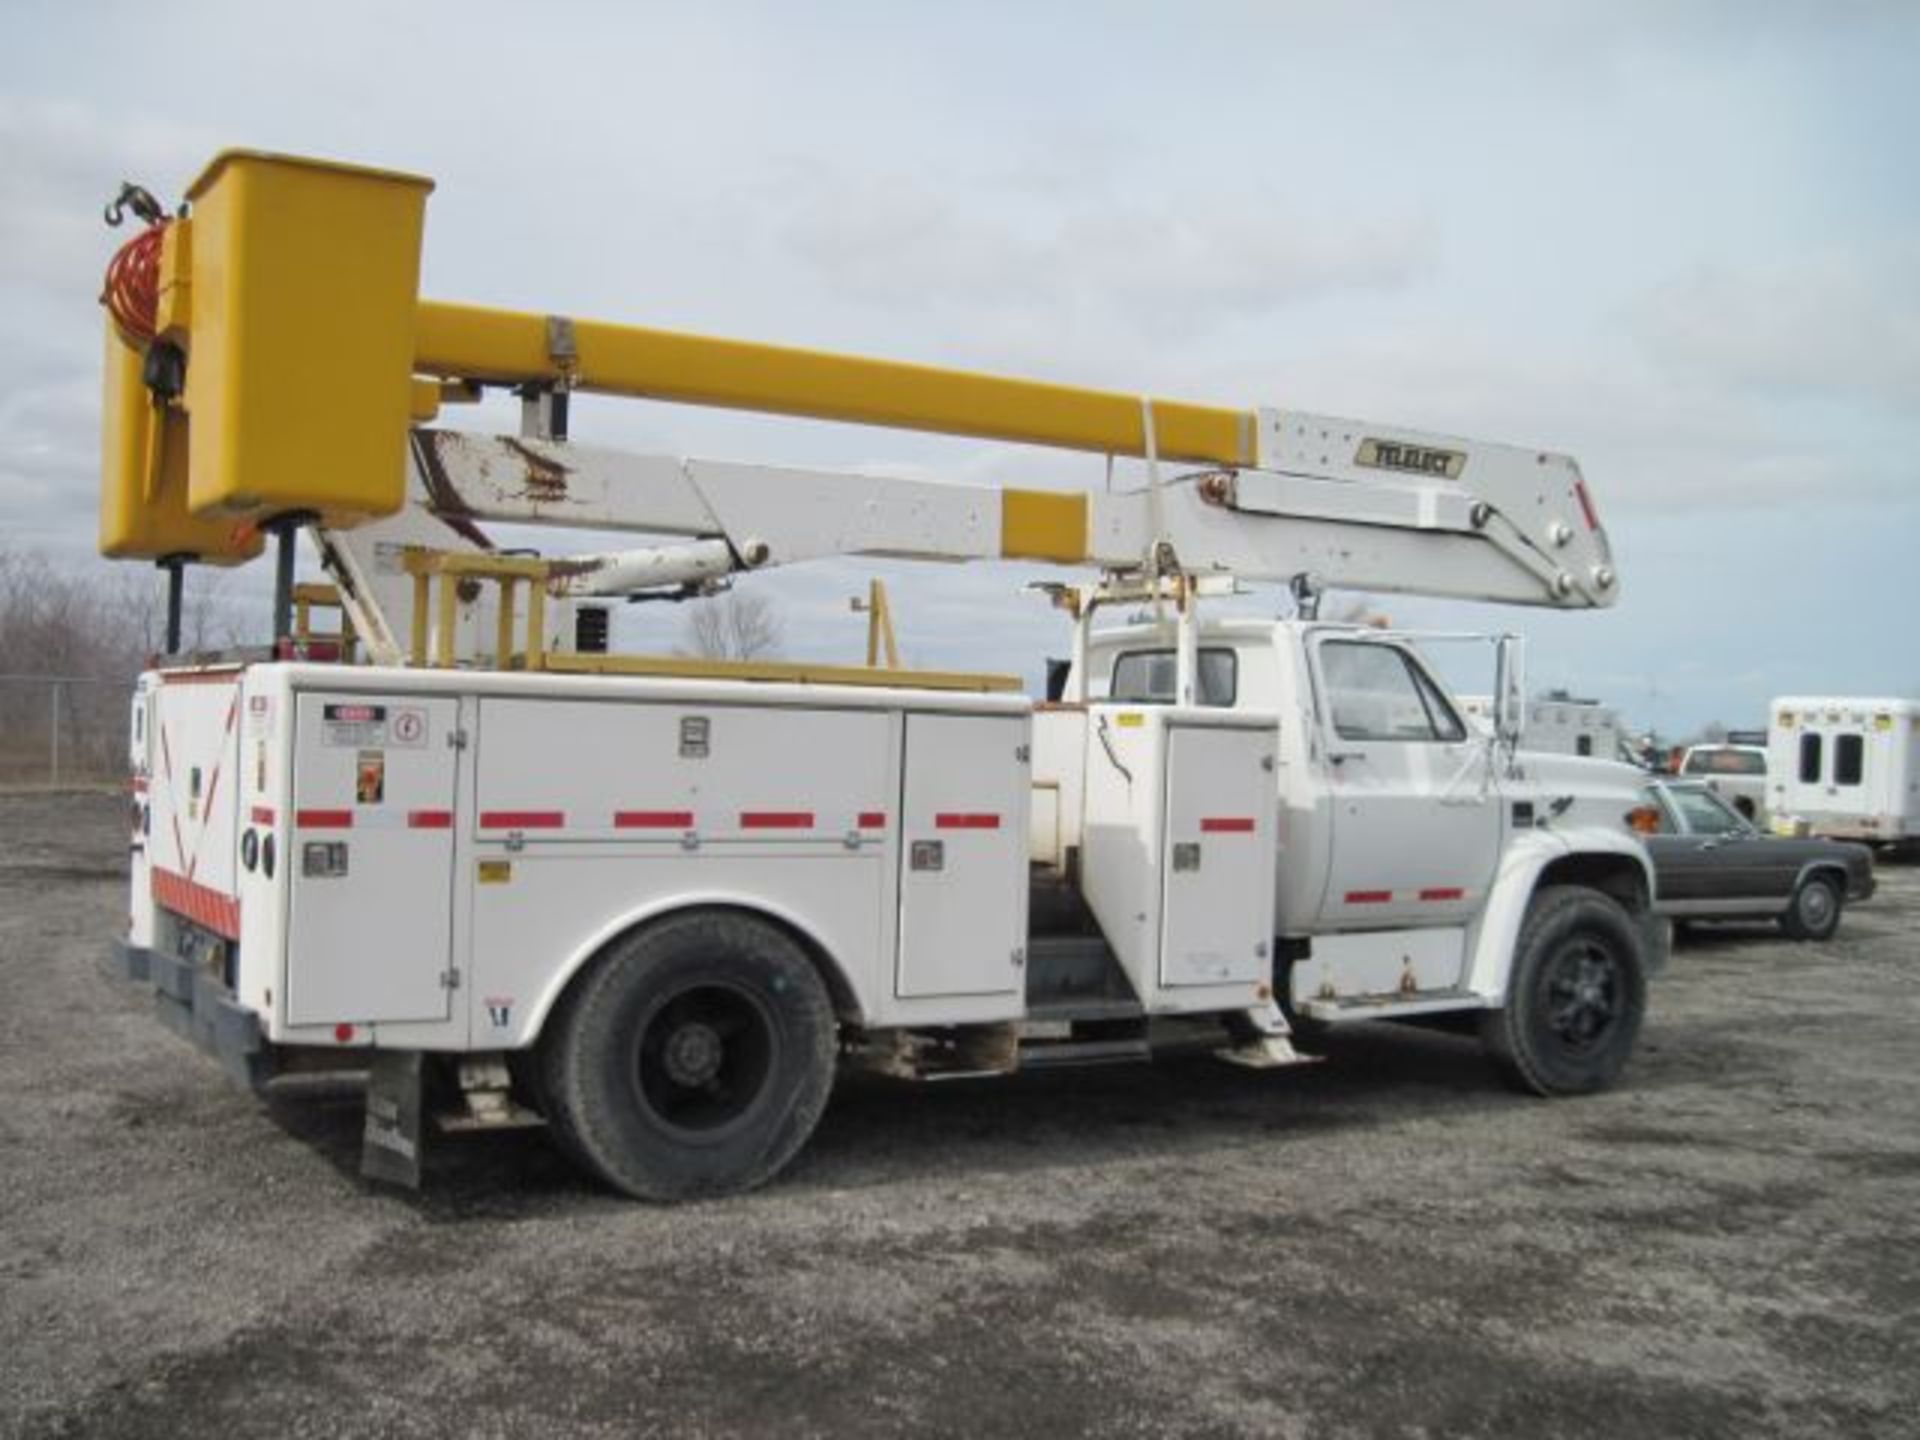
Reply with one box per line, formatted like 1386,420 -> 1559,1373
1493,634 -> 1526,746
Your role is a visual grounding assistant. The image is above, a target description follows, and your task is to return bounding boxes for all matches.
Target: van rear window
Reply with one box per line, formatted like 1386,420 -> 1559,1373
1798,733 -> 1822,784
1835,733 -> 1864,787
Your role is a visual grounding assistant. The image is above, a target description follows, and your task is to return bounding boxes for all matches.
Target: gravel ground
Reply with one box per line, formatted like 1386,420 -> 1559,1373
2,789 -> 1916,1438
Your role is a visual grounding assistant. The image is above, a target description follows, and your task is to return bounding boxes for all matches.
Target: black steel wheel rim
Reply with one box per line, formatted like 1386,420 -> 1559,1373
631,982 -> 778,1139
1541,938 -> 1621,1053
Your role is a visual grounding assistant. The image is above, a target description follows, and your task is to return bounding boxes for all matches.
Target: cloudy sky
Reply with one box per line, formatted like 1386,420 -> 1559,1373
3,1 -> 1915,736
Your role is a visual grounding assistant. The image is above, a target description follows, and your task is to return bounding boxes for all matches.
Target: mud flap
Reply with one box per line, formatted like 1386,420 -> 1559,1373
361,1050 -> 425,1189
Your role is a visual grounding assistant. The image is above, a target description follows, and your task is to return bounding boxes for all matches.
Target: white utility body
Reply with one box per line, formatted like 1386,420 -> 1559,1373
1768,697 -> 1920,845
106,149 -> 1661,1200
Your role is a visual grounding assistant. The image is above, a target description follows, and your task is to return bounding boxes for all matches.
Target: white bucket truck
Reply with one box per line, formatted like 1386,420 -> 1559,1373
103,151 -> 1661,1199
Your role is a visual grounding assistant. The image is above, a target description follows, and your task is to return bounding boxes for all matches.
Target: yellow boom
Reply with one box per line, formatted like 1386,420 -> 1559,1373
413,302 -> 1254,467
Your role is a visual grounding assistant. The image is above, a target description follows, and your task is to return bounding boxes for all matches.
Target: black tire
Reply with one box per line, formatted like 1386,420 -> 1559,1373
1780,873 -> 1843,941
1480,886 -> 1647,1096
530,985 -> 601,1176
541,910 -> 837,1201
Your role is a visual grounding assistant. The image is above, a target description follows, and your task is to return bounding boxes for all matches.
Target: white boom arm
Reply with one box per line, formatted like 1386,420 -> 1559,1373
320,406 -> 1616,662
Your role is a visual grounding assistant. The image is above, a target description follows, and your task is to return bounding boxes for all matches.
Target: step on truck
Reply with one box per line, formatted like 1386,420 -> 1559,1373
101,150 -> 1660,1199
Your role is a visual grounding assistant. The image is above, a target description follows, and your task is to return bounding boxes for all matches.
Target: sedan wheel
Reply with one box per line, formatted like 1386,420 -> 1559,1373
1781,874 -> 1842,942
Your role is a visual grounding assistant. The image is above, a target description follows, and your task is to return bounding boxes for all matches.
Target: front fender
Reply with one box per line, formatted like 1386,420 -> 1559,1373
1463,825 -> 1660,1002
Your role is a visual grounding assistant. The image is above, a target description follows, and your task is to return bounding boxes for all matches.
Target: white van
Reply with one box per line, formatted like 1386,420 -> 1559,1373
1768,697 -> 1920,845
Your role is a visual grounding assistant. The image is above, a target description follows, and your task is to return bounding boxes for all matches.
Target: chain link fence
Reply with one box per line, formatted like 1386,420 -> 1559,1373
0,675 -> 135,788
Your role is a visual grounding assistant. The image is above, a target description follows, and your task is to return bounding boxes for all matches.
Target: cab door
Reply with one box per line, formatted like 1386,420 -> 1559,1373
1312,636 -> 1501,928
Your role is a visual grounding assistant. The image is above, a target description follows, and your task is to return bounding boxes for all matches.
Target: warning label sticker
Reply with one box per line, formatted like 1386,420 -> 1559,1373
321,702 -> 428,748
323,703 -> 388,748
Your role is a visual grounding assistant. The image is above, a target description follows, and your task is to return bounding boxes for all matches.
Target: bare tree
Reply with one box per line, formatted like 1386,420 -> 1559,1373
681,589 -> 783,661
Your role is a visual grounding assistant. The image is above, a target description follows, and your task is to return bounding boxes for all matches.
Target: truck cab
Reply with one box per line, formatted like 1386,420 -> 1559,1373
1059,615 -> 1658,1018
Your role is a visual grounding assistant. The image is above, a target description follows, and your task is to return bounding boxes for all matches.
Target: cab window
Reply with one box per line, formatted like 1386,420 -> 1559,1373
1109,648 -> 1237,706
1684,748 -> 1765,776
1320,641 -> 1466,743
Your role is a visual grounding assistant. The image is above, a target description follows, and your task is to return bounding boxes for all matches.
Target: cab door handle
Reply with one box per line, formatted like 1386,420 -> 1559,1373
1328,750 -> 1365,765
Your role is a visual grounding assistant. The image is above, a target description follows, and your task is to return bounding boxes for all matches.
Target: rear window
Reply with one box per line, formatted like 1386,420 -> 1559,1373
1109,648 -> 1237,706
1683,748 -> 1766,776
1835,733 -> 1864,787
1799,732 -> 1822,784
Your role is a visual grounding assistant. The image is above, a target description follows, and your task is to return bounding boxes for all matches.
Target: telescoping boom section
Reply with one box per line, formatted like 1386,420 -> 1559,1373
100,150 -> 1658,1204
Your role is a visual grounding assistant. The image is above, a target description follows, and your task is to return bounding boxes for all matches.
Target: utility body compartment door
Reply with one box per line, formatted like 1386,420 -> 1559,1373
1159,721 -> 1276,987
287,694 -> 459,1025
896,713 -> 1028,999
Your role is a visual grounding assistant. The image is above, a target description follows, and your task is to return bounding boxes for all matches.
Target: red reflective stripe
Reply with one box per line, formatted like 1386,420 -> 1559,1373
479,811 -> 564,829
1200,817 -> 1255,834
251,805 -> 275,825
858,811 -> 887,829
740,811 -> 814,830
130,777 -> 149,794
296,809 -> 354,829
1344,890 -> 1392,904
1419,887 -> 1465,902
614,810 -> 694,829
1573,479 -> 1600,531
159,726 -> 173,781
224,696 -> 239,733
408,810 -> 454,829
935,813 -> 1001,830
151,867 -> 240,941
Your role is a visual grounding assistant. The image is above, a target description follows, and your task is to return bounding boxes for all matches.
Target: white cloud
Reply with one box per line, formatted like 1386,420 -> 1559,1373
1627,247 -> 1920,411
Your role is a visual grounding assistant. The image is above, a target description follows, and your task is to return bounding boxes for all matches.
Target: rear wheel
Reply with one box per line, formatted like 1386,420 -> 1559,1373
1780,874 -> 1842,941
1481,886 -> 1646,1096
542,911 -> 837,1200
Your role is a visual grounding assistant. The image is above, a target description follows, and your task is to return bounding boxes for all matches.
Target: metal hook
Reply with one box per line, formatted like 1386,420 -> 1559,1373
104,182 -> 166,229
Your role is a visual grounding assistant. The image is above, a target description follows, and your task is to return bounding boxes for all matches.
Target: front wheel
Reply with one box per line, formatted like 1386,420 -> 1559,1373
1780,874 -> 1842,941
1481,886 -> 1647,1096
541,910 -> 838,1201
